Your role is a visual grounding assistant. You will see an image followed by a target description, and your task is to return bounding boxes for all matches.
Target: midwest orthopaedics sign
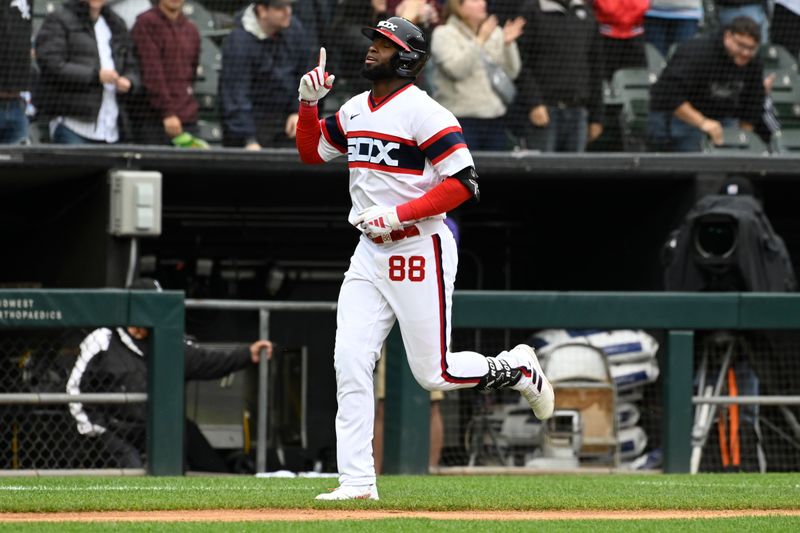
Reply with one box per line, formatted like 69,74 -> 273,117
0,298 -> 63,321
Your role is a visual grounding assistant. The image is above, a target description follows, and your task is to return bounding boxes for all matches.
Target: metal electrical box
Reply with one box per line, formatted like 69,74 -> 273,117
108,170 -> 162,236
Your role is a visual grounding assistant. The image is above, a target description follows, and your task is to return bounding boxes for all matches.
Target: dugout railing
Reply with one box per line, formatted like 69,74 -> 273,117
387,291 -> 800,475
183,298 -> 338,474
0,289 -> 184,475
3,290 -> 800,475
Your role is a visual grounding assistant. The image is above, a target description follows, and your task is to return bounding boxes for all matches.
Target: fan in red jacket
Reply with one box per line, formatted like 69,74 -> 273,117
593,0 -> 650,81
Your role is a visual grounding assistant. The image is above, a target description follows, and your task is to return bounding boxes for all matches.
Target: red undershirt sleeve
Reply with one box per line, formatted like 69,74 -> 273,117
396,178 -> 472,222
295,102 -> 325,164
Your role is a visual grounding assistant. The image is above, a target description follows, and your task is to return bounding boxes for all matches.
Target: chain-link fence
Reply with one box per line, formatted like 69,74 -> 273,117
439,327 -> 662,471
691,330 -> 800,473
4,305 -> 799,474
1,328 -> 149,471
434,327 -> 800,473
1,1 -> 797,153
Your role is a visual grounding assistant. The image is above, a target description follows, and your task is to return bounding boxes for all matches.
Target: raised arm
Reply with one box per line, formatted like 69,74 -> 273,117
296,47 -> 341,164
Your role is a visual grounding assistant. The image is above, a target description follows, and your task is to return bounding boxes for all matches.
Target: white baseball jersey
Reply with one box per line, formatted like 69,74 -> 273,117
314,83 -> 474,225
317,82 -> 541,491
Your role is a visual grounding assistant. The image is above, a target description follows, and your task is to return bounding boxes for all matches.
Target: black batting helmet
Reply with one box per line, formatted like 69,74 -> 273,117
361,17 -> 428,79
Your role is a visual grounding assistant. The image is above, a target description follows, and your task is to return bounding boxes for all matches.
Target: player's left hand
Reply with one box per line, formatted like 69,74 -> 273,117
353,205 -> 402,237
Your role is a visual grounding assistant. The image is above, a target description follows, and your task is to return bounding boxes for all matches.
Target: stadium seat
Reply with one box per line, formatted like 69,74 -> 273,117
591,80 -> 624,152
183,0 -> 229,39
33,0 -> 57,16
541,344 -> 619,467
195,119 -> 223,146
32,0 -> 58,37
194,37 -> 222,120
759,44 -> 799,76
770,128 -> 800,153
610,68 -> 654,151
644,42 -> 666,78
769,71 -> 800,130
702,127 -> 770,155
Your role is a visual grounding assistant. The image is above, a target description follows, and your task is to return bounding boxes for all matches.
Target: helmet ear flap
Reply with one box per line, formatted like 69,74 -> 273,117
393,49 -> 424,78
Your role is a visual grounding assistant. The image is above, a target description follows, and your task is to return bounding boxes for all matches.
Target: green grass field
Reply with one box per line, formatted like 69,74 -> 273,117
0,474 -> 798,531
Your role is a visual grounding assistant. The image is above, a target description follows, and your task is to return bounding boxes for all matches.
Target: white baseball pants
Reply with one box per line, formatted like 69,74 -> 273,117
332,221 -> 529,487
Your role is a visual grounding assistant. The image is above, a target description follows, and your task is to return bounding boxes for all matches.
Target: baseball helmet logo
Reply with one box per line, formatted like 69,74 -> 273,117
377,20 -> 398,32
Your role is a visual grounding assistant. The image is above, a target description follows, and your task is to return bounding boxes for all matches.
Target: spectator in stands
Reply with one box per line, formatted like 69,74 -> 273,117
292,0 -> 336,53
771,0 -> 800,58
220,0 -> 312,149
514,0 -> 604,152
0,0 -> 32,144
644,0 -> 703,59
431,0 -> 523,150
131,0 -> 202,145
593,0 -> 649,81
391,0 -> 442,31
35,0 -> 140,144
325,0 -> 389,97
67,278 -> 274,471
715,0 -> 768,43
647,16 -> 765,152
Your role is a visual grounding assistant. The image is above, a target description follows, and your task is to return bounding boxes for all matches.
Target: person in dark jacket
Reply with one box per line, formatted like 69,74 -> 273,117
220,0 -> 313,149
647,17 -> 765,152
514,0 -> 604,152
0,0 -> 32,144
35,0 -> 140,144
67,312 -> 273,470
593,0 -> 649,81
130,0 -> 201,145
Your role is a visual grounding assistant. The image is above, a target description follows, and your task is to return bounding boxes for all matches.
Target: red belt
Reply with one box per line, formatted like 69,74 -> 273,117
371,225 -> 420,244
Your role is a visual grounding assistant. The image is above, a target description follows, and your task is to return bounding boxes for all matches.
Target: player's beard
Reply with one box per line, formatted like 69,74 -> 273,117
361,60 -> 395,81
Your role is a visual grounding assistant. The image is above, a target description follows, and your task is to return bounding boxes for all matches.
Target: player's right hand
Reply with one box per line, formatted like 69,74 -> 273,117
298,47 -> 335,104
353,205 -> 402,238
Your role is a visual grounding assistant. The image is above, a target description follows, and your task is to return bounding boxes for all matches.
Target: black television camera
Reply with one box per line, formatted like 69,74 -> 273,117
663,187 -> 796,292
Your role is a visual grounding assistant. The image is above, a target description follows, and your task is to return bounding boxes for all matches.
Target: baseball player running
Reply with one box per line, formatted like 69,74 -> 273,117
295,16 -> 554,501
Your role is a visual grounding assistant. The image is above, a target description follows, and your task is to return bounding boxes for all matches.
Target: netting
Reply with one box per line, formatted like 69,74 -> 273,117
439,327 -> 663,470
0,328 -> 149,470
0,0 -> 797,152
3,322 -> 798,473
435,327 -> 800,472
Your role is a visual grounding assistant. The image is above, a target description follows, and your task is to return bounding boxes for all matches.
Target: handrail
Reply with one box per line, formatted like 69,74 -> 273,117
0,393 -> 147,405
185,298 -> 337,474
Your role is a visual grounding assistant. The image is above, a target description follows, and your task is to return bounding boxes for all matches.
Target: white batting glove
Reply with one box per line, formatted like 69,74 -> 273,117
298,47 -> 335,104
353,205 -> 402,237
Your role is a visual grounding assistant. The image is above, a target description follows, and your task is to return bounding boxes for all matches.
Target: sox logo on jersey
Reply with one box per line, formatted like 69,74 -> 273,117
347,137 -> 400,166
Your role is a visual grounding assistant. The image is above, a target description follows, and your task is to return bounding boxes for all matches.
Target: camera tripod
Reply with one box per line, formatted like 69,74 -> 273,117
690,331 -> 766,473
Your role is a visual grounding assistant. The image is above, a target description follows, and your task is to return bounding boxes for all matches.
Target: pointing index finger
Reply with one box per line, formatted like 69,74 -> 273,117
318,47 -> 327,71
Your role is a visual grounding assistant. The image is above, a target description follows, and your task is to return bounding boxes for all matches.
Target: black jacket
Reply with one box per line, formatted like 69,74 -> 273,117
649,31 -> 765,124
34,0 -> 139,132
0,0 -> 32,93
663,194 -> 796,292
219,7 -> 312,145
514,0 -> 604,124
67,328 -> 252,435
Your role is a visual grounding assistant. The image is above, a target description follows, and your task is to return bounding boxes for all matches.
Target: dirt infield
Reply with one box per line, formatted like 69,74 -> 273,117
2,509 -> 800,522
